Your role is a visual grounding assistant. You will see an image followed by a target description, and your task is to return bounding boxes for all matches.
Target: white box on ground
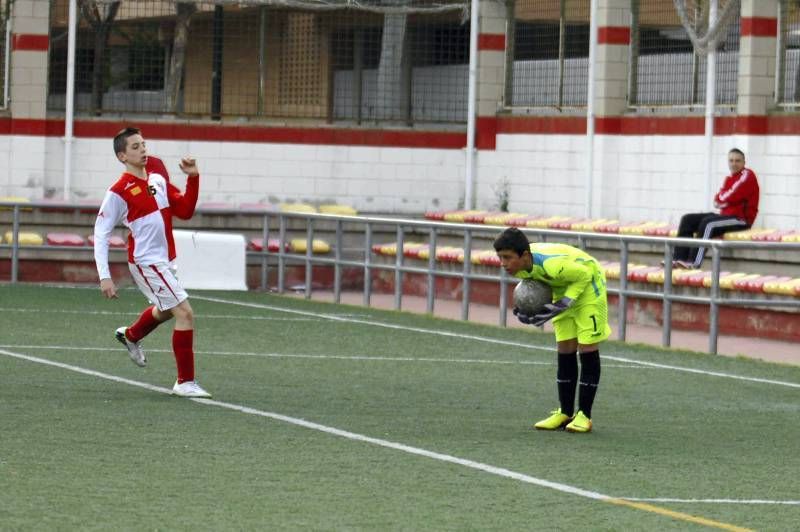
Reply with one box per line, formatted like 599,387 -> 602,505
173,230 -> 247,290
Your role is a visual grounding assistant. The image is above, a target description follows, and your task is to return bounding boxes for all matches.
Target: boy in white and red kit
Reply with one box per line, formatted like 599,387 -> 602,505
94,127 -> 212,398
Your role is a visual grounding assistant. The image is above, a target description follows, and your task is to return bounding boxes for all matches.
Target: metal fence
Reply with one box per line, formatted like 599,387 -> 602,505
777,0 -> 800,105
629,0 -> 739,107
505,0 -> 742,110
3,200 -> 800,355
46,0 -> 470,124
506,0 -> 590,108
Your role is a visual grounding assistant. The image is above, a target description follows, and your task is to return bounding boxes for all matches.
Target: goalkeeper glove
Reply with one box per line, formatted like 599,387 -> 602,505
531,297 -> 574,327
512,307 -> 538,325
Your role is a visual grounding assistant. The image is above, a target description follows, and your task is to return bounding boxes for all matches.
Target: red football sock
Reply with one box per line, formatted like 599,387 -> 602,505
126,306 -> 161,342
172,329 -> 195,384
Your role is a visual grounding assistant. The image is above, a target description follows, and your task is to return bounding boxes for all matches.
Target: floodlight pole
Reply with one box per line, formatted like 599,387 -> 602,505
464,0 -> 479,210
63,0 -> 78,200
585,0 -> 598,218
703,0 -> 718,210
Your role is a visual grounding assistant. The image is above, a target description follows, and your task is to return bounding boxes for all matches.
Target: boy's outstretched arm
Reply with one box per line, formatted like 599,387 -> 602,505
168,157 -> 200,219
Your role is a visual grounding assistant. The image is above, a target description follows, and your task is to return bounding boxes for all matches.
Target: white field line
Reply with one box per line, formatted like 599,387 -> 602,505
0,346 -> 776,528
192,296 -> 800,390
623,498 -> 800,505
0,307 -> 322,322
192,295 -> 560,352
0,346 -> 610,502
0,344 -> 648,368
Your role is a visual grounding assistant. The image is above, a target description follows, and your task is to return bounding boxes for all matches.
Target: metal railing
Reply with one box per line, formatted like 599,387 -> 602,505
3,201 -> 800,354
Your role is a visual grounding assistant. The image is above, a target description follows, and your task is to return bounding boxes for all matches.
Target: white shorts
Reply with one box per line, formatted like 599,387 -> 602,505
128,262 -> 188,311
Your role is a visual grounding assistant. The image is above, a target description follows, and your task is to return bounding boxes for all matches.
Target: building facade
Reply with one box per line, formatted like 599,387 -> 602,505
1,0 -> 798,230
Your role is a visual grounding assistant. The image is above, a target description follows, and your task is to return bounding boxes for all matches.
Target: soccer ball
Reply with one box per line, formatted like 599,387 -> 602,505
513,279 -> 553,315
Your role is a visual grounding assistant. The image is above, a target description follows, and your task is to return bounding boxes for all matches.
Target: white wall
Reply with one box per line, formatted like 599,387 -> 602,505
2,136 -> 47,196
2,136 -> 466,213
2,132 -> 799,230
483,133 -> 800,230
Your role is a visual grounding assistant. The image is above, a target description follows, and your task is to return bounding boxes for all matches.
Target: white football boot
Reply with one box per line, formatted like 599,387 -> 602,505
172,380 -> 212,398
115,327 -> 147,367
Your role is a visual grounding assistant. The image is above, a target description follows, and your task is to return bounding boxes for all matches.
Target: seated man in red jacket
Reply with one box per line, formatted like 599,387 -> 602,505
672,148 -> 760,269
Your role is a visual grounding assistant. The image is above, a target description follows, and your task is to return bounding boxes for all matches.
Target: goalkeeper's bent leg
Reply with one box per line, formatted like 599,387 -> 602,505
577,350 -> 601,418
557,352 -> 578,417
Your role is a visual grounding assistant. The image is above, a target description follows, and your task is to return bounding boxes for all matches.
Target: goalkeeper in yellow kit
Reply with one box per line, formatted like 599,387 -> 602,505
494,227 -> 611,433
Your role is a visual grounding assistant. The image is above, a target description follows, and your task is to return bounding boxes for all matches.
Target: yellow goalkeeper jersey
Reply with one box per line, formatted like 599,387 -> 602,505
513,243 -> 604,301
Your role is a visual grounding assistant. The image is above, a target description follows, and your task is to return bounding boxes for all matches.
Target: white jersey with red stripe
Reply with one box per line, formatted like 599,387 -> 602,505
94,169 -> 197,280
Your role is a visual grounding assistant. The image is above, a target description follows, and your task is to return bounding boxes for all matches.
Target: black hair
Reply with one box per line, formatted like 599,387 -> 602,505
493,227 -> 530,256
113,127 -> 141,156
728,148 -> 745,159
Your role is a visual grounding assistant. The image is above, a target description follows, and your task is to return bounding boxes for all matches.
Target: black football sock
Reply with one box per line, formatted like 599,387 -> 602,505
578,350 -> 601,418
557,352 -> 578,416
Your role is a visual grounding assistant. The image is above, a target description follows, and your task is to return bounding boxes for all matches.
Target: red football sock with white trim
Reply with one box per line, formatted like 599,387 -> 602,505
126,306 -> 161,342
172,329 -> 195,384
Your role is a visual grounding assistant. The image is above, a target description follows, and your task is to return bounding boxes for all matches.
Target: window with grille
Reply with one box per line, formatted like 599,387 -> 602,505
777,0 -> 800,105
47,0 -> 469,125
506,0 -> 590,108
629,0 -> 739,107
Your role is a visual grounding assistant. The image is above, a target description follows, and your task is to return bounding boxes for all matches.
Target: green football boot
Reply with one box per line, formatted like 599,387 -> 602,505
533,408 -> 573,430
565,410 -> 593,433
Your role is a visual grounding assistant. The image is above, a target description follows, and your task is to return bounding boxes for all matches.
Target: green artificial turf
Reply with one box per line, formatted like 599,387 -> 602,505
1,284 -> 798,531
